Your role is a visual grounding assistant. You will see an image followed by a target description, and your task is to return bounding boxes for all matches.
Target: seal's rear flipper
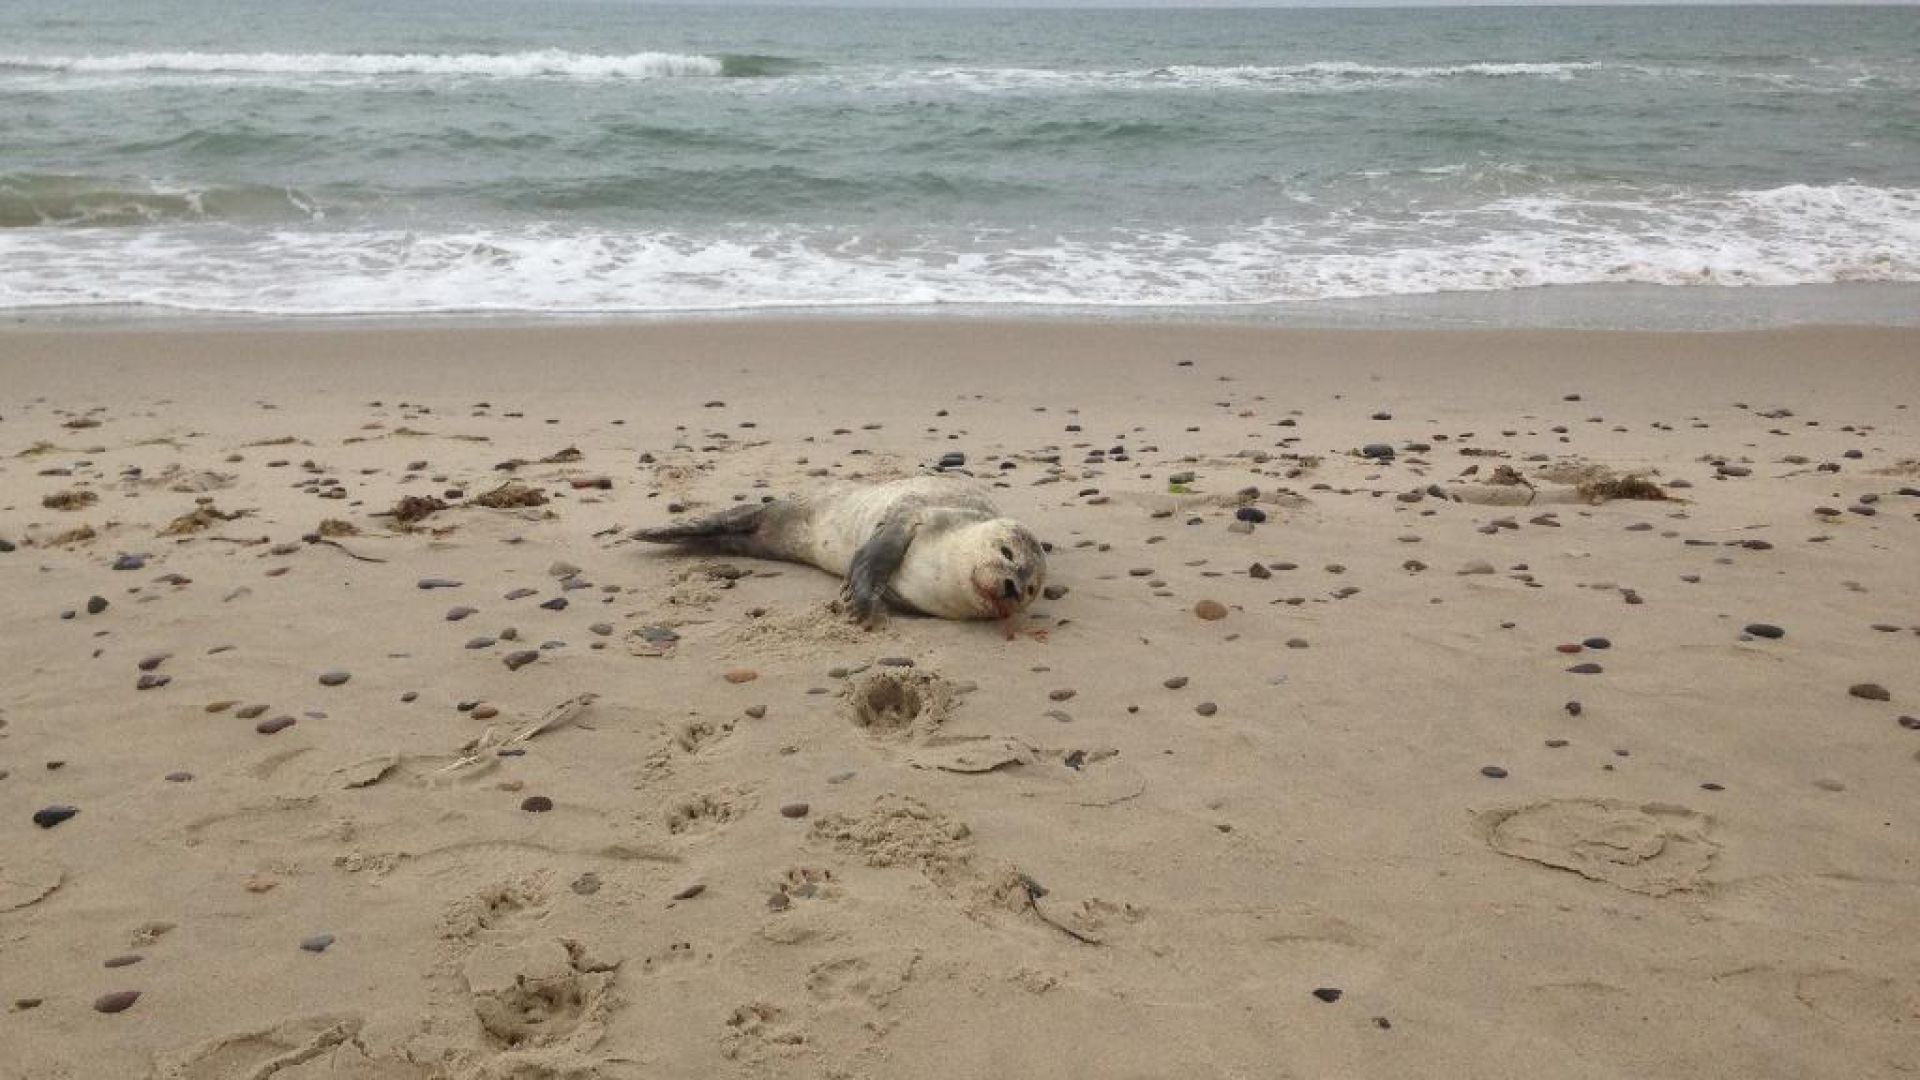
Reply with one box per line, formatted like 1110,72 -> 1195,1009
631,503 -> 771,553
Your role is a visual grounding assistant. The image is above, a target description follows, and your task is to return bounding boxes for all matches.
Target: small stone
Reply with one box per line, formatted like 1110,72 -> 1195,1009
571,872 -> 602,895
446,606 -> 477,621
1481,766 -> 1508,779
1249,563 -> 1271,579
1194,599 -> 1229,621
318,670 -> 350,687
1195,702 -> 1218,716
539,597 -> 568,611
164,771 -> 193,783
136,673 -> 170,691
1235,506 -> 1267,524
503,650 -> 539,671
745,705 -> 767,719
1312,987 -> 1344,1003
1700,782 -> 1725,792
299,933 -> 335,953
112,554 -> 146,572
32,805 -> 78,829
1566,663 -> 1603,675
1581,637 -> 1611,650
137,654 -> 169,672
1049,688 -> 1075,702
256,716 -> 296,734
724,669 -> 758,684
86,595 -> 108,615
1163,676 -> 1189,689
1361,443 -> 1395,460
1744,624 -> 1784,639
93,991 -> 140,1014
103,954 -> 142,968
780,803 -> 810,819
417,577 -> 462,590
472,705 -> 499,720
1849,683 -> 1891,702
236,703 -> 268,719
1897,716 -> 1919,731
1565,701 -> 1583,716
1459,560 -> 1495,576
671,883 -> 706,901
520,796 -> 554,812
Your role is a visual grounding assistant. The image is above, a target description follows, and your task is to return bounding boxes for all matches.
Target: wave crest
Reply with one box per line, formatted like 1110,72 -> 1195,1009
0,49 -> 731,79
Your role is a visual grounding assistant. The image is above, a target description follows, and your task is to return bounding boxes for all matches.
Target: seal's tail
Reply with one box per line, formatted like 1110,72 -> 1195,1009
631,503 -> 773,554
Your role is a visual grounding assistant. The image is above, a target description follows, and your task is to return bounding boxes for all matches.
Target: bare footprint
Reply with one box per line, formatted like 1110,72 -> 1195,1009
844,670 -> 956,741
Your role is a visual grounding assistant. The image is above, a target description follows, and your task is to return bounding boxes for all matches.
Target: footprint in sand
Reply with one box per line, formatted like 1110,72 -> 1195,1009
665,789 -> 754,837
154,1013 -> 425,1080
1484,798 -> 1716,896
462,938 -> 618,1050
844,669 -> 956,741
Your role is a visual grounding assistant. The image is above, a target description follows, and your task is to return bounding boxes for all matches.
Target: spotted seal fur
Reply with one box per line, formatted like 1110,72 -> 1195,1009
632,475 -> 1046,626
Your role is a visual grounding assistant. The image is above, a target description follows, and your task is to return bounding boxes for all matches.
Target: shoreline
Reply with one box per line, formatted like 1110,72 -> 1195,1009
8,281 -> 1920,334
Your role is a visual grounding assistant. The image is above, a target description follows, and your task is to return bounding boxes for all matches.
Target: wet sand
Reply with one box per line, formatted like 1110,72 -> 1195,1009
2,320 -> 1916,1079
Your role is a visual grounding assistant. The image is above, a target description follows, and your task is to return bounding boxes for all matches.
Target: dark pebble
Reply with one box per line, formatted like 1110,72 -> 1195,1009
416,578 -> 462,590
137,654 -> 169,672
1481,766 -> 1508,779
1849,683 -> 1891,702
1744,624 -> 1785,639
164,771 -> 193,783
521,796 -> 554,812
256,716 -> 296,734
1164,676 -> 1189,689
1235,506 -> 1267,524
1566,663 -> 1603,674
103,955 -> 142,968
1897,716 -> 1919,731
92,991 -> 140,1014
505,587 -> 538,600
877,656 -> 914,667
1581,637 -> 1611,650
318,670 -> 350,687
504,650 -> 539,671
236,703 -> 267,719
1701,782 -> 1725,792
112,554 -> 146,571
780,803 -> 811,818
539,597 -> 568,611
1195,702 -> 1218,716
465,637 -> 496,649
32,805 -> 78,829
300,933 -> 335,953
136,673 -> 170,691
1312,987 -> 1344,1003
86,596 -> 108,615
446,606 -> 477,621
1249,563 -> 1271,579
672,883 -> 706,901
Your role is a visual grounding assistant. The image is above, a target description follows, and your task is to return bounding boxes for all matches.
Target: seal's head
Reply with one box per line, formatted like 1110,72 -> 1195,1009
964,519 -> 1048,619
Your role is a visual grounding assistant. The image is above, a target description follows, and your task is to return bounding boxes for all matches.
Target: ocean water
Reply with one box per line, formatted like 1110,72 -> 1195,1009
2,1 -> 1917,323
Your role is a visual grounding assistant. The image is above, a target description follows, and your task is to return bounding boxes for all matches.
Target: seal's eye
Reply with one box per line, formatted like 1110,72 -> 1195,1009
999,545 -> 1014,561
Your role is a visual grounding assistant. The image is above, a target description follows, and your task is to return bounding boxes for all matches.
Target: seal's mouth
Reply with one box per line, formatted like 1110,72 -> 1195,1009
973,579 -> 1015,620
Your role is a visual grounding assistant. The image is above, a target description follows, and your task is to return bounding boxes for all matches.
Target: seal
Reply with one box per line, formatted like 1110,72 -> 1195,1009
632,476 -> 1046,627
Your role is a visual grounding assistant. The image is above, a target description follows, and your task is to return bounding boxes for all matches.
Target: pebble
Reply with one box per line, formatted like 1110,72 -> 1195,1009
32,805 -> 78,829
465,637 -> 496,649
446,606 -> 477,621
164,771 -> 193,783
520,796 -> 554,812
417,578 -> 462,589
1581,637 -> 1611,650
1164,676 -> 1189,689
1235,506 -> 1267,524
1361,444 -> 1395,460
1849,683 -> 1891,702
137,654 -> 169,672
671,883 -> 706,901
1195,702 -> 1218,717
256,716 -> 296,734
1459,560 -> 1495,576
103,954 -> 142,968
1312,987 -> 1344,1003
86,595 -> 109,615
1743,624 -> 1785,639
318,670 -> 351,687
1897,716 -> 1919,731
539,597 -> 568,611
1481,766 -> 1509,779
724,669 -> 759,683
503,650 -> 540,671
1566,663 -> 1604,675
92,991 -> 140,1014
1049,688 -> 1075,702
236,703 -> 268,719
780,803 -> 811,819
1194,599 -> 1229,621
300,933 -> 335,953
112,554 -> 146,572
1249,563 -> 1271,579
136,673 -> 170,691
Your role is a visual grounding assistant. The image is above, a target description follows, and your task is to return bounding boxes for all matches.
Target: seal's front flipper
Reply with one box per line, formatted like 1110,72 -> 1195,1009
843,517 -> 916,628
631,503 -> 769,554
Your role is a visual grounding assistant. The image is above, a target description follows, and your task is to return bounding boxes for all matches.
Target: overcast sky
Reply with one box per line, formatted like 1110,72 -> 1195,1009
643,1 -> 1912,6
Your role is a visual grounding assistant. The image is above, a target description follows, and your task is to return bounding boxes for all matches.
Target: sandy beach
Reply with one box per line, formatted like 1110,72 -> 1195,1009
1,319 -> 1916,1079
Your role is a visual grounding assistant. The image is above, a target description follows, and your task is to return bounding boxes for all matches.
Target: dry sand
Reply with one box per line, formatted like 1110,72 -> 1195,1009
1,320 -> 1916,1079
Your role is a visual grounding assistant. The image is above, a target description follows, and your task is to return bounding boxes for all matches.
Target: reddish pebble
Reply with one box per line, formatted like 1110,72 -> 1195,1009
1555,643 -> 1582,654
724,669 -> 758,684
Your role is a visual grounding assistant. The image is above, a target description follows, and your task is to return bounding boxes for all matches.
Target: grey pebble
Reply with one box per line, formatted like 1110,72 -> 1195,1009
318,670 -> 350,687
300,934 -> 335,953
503,650 -> 539,671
